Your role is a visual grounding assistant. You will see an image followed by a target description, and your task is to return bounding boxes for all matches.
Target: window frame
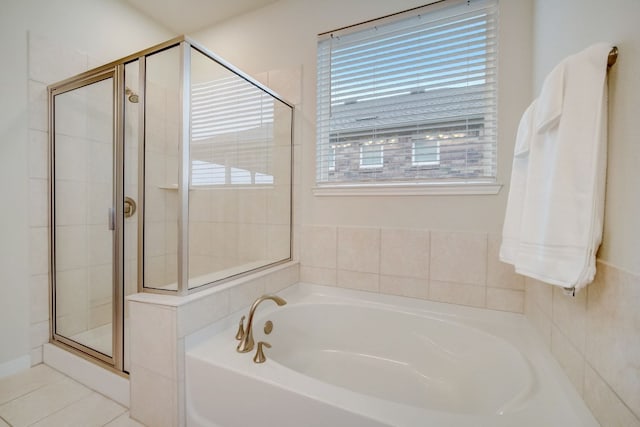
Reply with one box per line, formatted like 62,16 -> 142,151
315,0 -> 501,195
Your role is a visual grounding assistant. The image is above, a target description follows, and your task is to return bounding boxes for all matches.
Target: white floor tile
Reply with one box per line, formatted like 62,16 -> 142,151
0,365 -> 65,405
30,392 -> 127,427
0,416 -> 9,426
104,412 -> 146,427
0,377 -> 91,426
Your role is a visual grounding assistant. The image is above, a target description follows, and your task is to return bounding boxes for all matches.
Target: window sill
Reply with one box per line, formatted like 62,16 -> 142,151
312,182 -> 502,196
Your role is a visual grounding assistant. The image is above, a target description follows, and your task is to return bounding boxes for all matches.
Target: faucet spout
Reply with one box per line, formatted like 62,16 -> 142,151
236,295 -> 287,353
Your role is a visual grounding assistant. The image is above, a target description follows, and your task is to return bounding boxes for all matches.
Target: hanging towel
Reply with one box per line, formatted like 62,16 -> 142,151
500,43 -> 612,291
500,101 -> 536,264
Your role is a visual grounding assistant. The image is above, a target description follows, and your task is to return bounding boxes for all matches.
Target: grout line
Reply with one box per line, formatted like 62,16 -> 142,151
376,227 -> 381,293
596,258 -> 640,279
0,414 -> 12,426
100,408 -> 129,427
22,380 -> 94,427
584,359 -> 640,424
0,368 -> 68,408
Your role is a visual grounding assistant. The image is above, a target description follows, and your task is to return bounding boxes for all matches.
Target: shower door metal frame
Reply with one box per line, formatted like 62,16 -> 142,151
47,35 -> 295,372
48,66 -> 125,373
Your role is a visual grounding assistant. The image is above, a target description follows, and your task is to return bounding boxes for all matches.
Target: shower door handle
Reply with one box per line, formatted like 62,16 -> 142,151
124,196 -> 137,218
108,207 -> 115,231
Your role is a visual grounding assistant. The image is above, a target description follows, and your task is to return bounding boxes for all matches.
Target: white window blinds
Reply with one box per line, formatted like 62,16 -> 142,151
316,0 -> 498,186
190,73 -> 275,186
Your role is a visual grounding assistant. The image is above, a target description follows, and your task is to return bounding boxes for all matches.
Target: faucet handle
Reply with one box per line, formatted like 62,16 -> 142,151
235,315 -> 246,340
253,341 -> 271,364
263,320 -> 273,335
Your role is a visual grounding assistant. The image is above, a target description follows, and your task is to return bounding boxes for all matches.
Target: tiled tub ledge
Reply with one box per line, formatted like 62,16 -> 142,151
126,261 -> 299,427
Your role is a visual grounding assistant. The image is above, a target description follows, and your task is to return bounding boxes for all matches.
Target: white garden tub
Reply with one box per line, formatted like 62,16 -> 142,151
185,283 -> 598,427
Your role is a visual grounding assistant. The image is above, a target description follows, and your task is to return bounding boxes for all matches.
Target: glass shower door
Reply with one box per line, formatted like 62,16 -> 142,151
52,73 -> 117,363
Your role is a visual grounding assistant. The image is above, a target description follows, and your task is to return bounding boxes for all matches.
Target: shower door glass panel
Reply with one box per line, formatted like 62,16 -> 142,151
188,48 -> 292,289
54,77 -> 114,357
143,47 -> 180,291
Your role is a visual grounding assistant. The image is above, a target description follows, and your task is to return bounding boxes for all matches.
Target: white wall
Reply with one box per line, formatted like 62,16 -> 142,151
194,0 -> 534,233
0,0 -> 173,371
532,0 -> 640,276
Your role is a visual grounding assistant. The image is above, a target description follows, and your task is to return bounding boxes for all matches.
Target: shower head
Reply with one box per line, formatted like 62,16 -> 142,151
125,87 -> 139,103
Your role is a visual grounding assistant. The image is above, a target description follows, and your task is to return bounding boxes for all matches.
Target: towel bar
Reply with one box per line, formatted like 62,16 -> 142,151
608,46 -> 618,68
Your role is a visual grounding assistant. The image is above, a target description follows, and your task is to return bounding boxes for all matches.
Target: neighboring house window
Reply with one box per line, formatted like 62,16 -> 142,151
328,146 -> 336,171
360,144 -> 383,168
412,139 -> 440,166
316,0 -> 498,186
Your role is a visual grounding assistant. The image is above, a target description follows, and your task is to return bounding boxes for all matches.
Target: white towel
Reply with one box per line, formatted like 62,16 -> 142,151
500,101 -> 536,264
500,43 -> 612,291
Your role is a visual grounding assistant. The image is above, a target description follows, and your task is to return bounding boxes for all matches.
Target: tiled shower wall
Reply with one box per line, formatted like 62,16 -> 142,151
188,106 -> 293,280
27,33 -> 106,365
143,79 -> 180,289
52,79 -> 114,339
525,263 -> 640,426
300,225 -> 525,313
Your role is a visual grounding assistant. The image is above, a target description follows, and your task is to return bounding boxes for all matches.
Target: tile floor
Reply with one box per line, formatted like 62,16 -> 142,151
0,364 -> 144,427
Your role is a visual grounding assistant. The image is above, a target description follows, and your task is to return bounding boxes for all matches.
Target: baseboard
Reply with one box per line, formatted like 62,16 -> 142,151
0,354 -> 31,379
43,343 -> 129,407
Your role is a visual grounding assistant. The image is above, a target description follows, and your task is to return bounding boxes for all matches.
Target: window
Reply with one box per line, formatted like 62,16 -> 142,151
360,144 -> 383,168
412,139 -> 440,166
316,0 -> 498,187
328,147 -> 336,171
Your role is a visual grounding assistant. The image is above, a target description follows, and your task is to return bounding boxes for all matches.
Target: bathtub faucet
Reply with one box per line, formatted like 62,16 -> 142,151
236,294 -> 287,353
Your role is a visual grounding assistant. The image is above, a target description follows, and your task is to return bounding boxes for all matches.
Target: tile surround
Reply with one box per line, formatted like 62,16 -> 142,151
487,233 -> 524,290
429,280 -> 486,308
525,261 -> 640,426
380,229 -> 429,279
300,225 -> 525,313
337,227 -> 380,274
430,230 -> 487,286
486,287 -> 525,313
583,364 -> 640,427
130,364 -> 177,427
299,265 -> 336,286
379,275 -> 428,299
128,262 -> 299,427
301,224 -> 640,425
337,270 -> 379,293
551,324 -> 585,395
300,225 -> 336,269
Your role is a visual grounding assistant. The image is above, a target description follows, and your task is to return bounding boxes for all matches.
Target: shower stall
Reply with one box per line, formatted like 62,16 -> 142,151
47,36 -> 294,372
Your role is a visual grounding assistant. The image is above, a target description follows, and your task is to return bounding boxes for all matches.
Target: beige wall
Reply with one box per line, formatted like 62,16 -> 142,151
194,0 -> 534,233
528,0 -> 640,424
532,0 -> 640,275
0,0 -> 173,370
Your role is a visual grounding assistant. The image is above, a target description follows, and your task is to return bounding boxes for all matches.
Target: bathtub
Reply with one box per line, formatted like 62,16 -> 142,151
185,283 -> 598,427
